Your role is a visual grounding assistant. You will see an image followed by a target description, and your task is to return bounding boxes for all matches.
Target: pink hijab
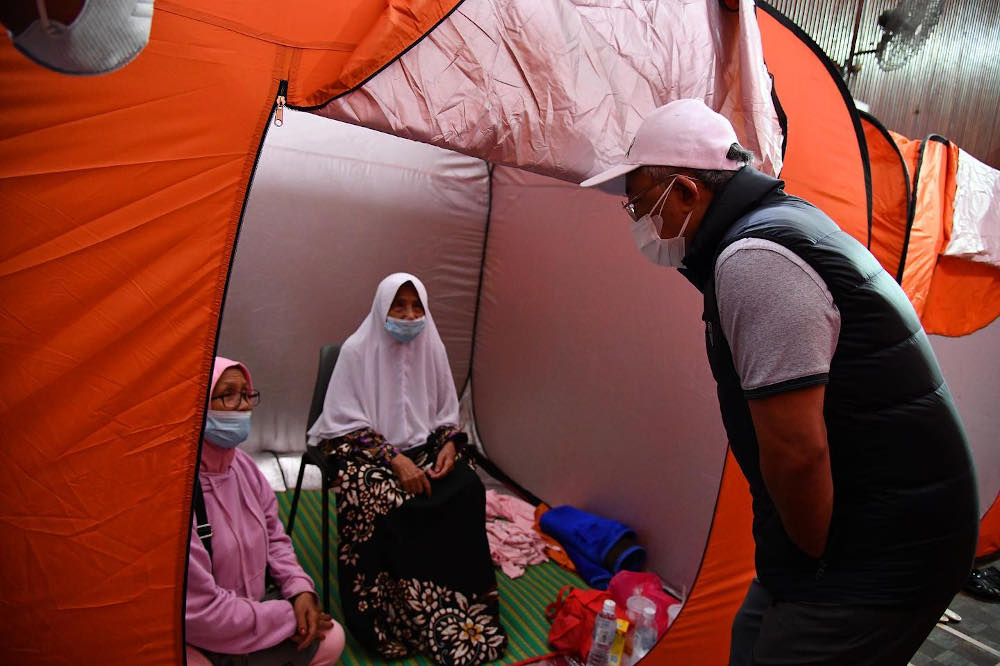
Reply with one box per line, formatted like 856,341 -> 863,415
201,356 -> 253,473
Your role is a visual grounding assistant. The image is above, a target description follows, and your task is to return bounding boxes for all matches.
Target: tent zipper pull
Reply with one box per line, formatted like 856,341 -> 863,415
274,79 -> 288,127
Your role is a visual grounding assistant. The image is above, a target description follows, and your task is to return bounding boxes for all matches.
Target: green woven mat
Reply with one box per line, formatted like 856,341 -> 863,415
276,490 -> 587,665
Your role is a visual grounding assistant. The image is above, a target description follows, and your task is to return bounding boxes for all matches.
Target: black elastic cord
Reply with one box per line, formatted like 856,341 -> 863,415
193,476 -> 213,562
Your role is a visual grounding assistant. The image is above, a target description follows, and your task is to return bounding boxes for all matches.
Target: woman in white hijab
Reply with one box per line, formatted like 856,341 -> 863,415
308,273 -> 506,666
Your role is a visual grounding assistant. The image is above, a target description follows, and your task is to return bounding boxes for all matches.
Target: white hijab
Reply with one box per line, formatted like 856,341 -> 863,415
307,273 -> 460,449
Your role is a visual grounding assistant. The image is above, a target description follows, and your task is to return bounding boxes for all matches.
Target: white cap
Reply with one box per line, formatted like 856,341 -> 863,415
580,99 -> 744,188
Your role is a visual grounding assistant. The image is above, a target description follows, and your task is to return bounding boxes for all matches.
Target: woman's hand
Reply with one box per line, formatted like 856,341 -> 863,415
391,453 -> 432,496
290,592 -> 332,651
427,441 -> 456,480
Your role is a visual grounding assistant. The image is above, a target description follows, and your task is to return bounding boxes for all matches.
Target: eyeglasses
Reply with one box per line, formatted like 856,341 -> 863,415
210,390 -> 261,409
621,175 -> 679,221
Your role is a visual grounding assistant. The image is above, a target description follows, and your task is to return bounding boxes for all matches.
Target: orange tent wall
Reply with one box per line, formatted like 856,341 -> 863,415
918,139 -> 1000,336
0,17 -> 275,664
860,112 -> 911,281
922,255 -> 1000,335
0,2 -> 458,663
978,493 -> 1000,559
899,137 -> 955,320
891,131 -> 922,186
897,137 -> 1000,335
756,2 -> 871,249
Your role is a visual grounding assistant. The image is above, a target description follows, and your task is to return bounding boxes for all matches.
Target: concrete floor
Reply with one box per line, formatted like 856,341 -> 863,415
911,583 -> 1000,666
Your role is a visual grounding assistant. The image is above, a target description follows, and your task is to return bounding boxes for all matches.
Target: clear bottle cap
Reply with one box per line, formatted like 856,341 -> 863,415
602,599 -> 616,613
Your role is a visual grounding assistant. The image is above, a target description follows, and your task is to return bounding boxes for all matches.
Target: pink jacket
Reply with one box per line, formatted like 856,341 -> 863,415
185,445 -> 316,653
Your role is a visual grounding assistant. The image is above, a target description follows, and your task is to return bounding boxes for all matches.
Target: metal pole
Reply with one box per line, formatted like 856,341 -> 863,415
844,0 -> 867,87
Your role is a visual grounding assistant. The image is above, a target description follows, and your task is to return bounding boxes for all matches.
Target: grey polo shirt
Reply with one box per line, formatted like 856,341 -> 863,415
714,238 -> 841,399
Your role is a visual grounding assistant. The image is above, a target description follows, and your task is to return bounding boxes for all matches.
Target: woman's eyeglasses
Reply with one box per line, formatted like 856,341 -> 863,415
210,390 -> 261,409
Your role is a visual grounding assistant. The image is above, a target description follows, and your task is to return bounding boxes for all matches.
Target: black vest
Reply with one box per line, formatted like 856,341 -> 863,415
681,168 -> 978,605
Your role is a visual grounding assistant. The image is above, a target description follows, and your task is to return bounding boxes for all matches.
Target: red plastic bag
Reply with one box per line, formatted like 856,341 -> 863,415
607,571 -> 680,638
545,585 -> 620,659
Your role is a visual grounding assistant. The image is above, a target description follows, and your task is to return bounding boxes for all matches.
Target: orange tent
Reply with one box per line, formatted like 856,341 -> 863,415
1,1 -> 997,664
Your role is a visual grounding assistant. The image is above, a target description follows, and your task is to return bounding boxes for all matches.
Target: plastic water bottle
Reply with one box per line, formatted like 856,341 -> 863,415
631,606 -> 658,661
623,591 -> 654,666
586,599 -> 618,666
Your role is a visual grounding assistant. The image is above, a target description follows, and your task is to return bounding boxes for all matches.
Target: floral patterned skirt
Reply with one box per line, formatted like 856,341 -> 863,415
330,441 -> 507,665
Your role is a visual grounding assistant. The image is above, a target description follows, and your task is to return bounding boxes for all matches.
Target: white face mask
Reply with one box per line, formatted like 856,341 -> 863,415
385,315 -> 426,343
629,177 -> 694,268
11,0 -> 153,76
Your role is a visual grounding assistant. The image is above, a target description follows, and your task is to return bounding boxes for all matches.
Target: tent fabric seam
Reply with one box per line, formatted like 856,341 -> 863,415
154,2 -> 360,51
179,78 -> 284,658
265,144 -> 475,180
464,161 -> 494,399
464,164 -> 552,510
292,0 -> 470,110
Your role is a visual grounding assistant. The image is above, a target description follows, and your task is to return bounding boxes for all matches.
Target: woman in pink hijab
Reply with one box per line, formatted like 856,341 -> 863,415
185,357 -> 345,666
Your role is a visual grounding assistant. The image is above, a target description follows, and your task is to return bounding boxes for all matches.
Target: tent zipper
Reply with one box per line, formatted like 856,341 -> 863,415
274,79 -> 288,127
185,74 -> 288,649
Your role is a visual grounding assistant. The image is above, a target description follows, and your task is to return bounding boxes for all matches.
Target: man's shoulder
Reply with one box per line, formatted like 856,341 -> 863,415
715,237 -> 814,277
714,237 -> 835,309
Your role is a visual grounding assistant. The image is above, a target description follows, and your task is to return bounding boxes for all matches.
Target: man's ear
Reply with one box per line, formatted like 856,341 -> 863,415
675,175 -> 701,208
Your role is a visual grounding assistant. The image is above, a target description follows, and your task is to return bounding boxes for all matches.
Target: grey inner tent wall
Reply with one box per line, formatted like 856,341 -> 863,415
471,166 -> 729,592
218,110 -> 726,593
218,110 -> 489,454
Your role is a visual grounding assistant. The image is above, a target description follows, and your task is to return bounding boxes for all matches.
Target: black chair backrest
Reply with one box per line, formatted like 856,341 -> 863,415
307,344 -> 342,434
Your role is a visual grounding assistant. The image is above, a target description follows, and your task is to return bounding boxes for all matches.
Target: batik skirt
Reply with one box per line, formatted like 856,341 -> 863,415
326,435 -> 506,665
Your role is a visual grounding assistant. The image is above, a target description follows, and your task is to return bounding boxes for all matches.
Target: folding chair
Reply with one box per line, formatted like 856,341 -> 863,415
286,343 -> 341,612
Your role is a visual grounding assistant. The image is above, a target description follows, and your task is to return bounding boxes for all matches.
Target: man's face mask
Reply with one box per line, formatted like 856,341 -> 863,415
628,176 -> 694,268
12,0 -> 153,76
385,316 -> 426,343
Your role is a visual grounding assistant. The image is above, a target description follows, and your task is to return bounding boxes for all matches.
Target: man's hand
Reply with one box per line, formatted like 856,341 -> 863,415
748,384 -> 833,559
391,453 -> 432,496
290,592 -> 332,651
427,441 -> 456,480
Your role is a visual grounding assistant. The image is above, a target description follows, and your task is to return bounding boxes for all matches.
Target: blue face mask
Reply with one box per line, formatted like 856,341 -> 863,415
385,316 -> 426,343
204,410 -> 252,448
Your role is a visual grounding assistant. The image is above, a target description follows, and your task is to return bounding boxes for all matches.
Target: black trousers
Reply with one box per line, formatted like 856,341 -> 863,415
729,579 -> 948,666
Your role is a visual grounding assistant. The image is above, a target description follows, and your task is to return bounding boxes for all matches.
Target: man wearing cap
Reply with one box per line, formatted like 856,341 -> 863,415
582,99 -> 977,665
